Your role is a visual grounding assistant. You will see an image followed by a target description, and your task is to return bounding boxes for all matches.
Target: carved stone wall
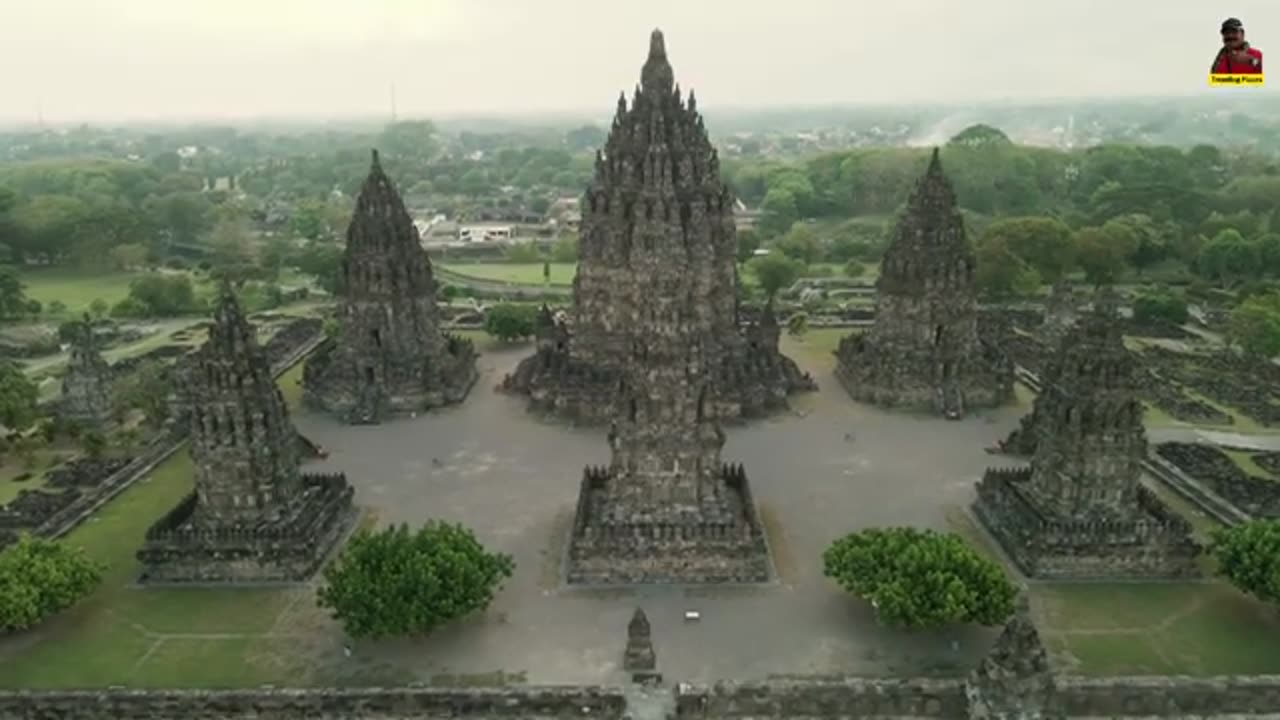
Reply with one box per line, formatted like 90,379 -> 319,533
834,150 -> 1012,417
502,33 -> 812,426
304,151 -> 477,424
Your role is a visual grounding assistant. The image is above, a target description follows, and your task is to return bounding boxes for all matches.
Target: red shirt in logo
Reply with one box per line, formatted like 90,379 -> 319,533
1213,47 -> 1263,74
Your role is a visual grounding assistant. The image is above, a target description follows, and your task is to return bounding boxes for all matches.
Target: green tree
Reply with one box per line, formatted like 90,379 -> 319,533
747,252 -> 803,299
822,527 -> 1017,630
1211,520 -> 1280,606
317,521 -> 514,640
292,242 -> 343,294
0,266 -> 33,319
484,303 -> 538,342
0,361 -> 38,432
776,223 -> 823,265
1132,292 -> 1189,326
290,199 -> 331,242
81,430 -> 106,459
0,536 -> 103,632
1074,224 -> 1135,286
125,274 -> 198,316
108,242 -> 149,271
1229,292 -> 1280,359
1199,228 -> 1260,288
843,259 -> 865,278
88,298 -> 109,320
759,188 -> 799,236
975,237 -> 1040,299
980,217 -> 1075,282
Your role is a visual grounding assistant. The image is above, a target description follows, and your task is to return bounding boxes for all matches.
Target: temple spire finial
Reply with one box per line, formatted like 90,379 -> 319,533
640,29 -> 674,94
928,147 -> 942,173
370,148 -> 382,171
648,29 -> 666,61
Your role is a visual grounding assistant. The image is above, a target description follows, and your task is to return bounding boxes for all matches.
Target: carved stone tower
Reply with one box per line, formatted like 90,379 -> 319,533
502,30 -> 813,424
834,149 -> 1011,417
304,150 -> 477,423
974,292 -> 1199,579
564,30 -> 771,585
59,318 -> 113,428
139,285 -> 354,583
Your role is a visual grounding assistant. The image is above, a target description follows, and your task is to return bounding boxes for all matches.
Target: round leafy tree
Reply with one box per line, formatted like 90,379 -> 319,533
0,536 -> 103,633
318,521 -> 515,639
822,527 -> 1016,629
1211,520 -> 1280,605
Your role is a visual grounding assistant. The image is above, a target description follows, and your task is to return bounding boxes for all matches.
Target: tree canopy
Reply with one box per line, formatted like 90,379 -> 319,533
0,536 -> 103,632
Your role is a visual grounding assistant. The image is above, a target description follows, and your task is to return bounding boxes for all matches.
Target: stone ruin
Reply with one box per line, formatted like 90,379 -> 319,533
623,608 -> 658,675
137,285 -> 354,583
304,150 -> 478,424
964,595 -> 1057,720
974,293 -> 1200,579
565,31 -> 771,586
1038,279 -> 1076,349
834,149 -> 1012,418
502,30 -> 814,425
58,318 -> 113,428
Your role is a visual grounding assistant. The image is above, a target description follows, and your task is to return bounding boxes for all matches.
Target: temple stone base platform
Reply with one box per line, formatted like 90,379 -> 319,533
137,474 -> 356,584
973,467 -> 1200,580
304,334 -> 478,424
565,464 -> 772,585
834,335 -> 1012,415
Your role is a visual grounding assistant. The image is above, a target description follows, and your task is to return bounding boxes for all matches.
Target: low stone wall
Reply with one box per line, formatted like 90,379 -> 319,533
0,686 -> 628,720
674,679 -> 968,718
6,676 -> 1280,718
1156,442 -> 1280,519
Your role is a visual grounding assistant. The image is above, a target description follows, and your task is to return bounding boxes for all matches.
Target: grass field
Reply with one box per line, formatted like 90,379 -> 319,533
21,268 -> 147,314
441,263 -> 576,285
1035,582 -> 1280,676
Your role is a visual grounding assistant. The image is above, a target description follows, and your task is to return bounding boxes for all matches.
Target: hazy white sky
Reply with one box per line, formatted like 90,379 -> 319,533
1,0 -> 1275,124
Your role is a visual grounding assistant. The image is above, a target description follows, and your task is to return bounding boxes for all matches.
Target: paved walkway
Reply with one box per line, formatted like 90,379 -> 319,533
293,339 -> 1028,684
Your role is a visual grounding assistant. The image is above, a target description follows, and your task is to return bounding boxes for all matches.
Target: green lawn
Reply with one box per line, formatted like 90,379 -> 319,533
1035,582 -> 1280,676
0,369 -> 388,689
20,269 -> 148,314
441,263 -> 576,285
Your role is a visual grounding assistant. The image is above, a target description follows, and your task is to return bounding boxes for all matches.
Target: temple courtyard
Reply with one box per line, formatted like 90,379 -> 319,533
3,331 -> 1280,688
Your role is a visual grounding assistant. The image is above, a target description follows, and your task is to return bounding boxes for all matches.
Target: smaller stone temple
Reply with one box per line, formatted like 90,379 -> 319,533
623,608 -> 657,673
974,293 -> 1200,579
834,149 -> 1012,417
304,150 -> 477,424
138,285 -> 354,583
964,594 -> 1057,719
58,318 -> 113,428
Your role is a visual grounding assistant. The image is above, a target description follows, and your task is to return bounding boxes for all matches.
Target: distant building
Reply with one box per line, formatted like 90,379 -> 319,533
459,225 -> 513,243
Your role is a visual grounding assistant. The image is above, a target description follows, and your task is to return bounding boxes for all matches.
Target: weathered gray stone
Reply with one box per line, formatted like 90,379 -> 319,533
564,31 -> 771,585
623,608 -> 657,672
834,149 -> 1012,418
137,285 -> 354,583
304,151 -> 478,424
975,293 -> 1200,579
965,595 -> 1060,720
58,318 -> 113,428
502,31 -> 813,426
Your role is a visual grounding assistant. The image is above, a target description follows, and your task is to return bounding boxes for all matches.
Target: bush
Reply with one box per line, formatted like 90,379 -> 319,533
109,297 -> 149,319
317,521 -> 514,639
163,257 -> 189,271
1132,292 -> 1189,325
119,274 -> 199,317
822,527 -> 1016,629
748,252 -> 804,298
484,303 -> 538,341
0,536 -> 103,632
843,259 -> 866,278
1211,521 -> 1280,605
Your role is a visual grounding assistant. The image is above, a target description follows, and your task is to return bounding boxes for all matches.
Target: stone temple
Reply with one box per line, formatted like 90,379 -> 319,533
502,30 -> 814,425
138,285 -> 354,583
304,150 -> 478,424
59,318 -> 113,428
564,31 -> 771,586
834,149 -> 1012,417
973,293 -> 1200,579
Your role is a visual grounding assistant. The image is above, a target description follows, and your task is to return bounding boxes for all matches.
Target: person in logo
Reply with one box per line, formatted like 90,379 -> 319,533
1212,18 -> 1263,74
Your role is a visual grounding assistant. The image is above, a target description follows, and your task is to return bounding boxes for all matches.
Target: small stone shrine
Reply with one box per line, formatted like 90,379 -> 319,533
59,317 -> 113,428
502,30 -> 813,425
137,285 -> 354,583
974,292 -> 1200,579
964,595 -> 1058,720
304,150 -> 477,423
623,608 -> 657,673
834,149 -> 1012,417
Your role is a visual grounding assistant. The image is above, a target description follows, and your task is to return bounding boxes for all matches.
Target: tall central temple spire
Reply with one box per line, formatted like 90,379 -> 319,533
562,31 -> 771,585
503,28 -> 813,424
